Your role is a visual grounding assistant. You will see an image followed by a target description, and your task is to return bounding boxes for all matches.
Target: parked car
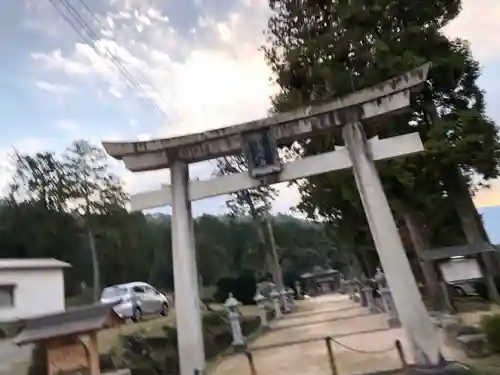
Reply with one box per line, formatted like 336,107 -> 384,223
100,282 -> 169,322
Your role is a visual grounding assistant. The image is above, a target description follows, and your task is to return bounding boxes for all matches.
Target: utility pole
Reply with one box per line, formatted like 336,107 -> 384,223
265,212 -> 284,291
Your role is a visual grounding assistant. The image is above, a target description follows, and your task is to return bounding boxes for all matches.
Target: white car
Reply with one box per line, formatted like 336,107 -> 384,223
100,282 -> 170,322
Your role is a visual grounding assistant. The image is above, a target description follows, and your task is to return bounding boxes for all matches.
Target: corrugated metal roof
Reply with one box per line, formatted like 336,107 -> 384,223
419,242 -> 497,261
15,303 -> 120,345
0,258 -> 71,270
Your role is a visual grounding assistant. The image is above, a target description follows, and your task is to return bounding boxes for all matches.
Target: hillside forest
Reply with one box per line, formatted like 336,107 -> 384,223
1,0 -> 500,308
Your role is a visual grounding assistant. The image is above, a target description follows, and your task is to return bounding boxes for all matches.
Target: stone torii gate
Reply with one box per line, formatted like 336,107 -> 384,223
103,63 -> 442,375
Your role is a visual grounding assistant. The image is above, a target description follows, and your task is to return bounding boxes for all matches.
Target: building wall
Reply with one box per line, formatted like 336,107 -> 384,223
0,269 -> 65,322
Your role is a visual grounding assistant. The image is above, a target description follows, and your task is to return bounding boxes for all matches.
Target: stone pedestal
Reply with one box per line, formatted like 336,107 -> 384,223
270,290 -> 283,319
364,287 -> 378,313
359,286 -> 367,307
346,282 -> 354,299
224,294 -> 245,348
280,289 -> 291,314
254,292 -> 270,331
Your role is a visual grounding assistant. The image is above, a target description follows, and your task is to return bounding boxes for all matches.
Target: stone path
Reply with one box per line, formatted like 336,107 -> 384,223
210,294 -> 460,375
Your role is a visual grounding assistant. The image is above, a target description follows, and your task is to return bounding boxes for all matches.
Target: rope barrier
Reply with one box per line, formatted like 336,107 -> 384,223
327,336 -> 396,354
245,334 -> 407,375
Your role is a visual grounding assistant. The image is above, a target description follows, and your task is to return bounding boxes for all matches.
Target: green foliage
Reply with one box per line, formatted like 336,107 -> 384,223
214,277 -> 236,303
215,155 -> 277,217
481,314 -> 500,352
263,0 -> 499,266
113,314 -> 261,375
0,138 -> 343,300
213,271 -> 257,305
234,270 -> 258,305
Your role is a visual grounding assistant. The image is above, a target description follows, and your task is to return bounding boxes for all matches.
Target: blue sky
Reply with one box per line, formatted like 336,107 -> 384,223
0,0 -> 500,218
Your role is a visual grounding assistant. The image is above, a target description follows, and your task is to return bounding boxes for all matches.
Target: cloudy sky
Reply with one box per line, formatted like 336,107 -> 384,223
0,0 -> 499,217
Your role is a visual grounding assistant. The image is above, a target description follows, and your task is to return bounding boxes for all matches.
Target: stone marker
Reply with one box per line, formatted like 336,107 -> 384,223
270,289 -> 283,320
254,291 -> 270,331
224,293 -> 245,348
375,267 -> 401,328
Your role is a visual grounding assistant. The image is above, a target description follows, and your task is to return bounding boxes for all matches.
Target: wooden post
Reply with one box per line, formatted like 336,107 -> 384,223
325,337 -> 338,375
88,332 -> 100,375
245,351 -> 258,375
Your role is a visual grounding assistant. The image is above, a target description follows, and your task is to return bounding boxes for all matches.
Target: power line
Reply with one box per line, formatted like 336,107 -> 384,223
57,0 -> 169,123
47,0 -> 171,124
74,0 -> 170,106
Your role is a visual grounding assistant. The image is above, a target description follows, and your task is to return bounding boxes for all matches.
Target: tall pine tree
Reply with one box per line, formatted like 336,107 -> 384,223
264,0 -> 500,301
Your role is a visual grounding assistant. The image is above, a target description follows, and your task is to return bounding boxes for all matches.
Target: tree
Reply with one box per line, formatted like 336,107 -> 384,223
215,155 -> 284,287
63,140 -> 128,301
8,151 -> 70,211
263,0 -> 500,302
1,139 -> 346,302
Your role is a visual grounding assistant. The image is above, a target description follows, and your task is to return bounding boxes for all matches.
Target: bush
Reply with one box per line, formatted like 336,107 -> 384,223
114,312 -> 264,374
213,277 -> 236,303
214,271 -> 257,305
481,314 -> 500,352
233,270 -> 257,305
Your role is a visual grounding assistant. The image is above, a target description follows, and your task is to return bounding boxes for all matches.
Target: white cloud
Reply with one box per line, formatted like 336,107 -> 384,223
27,0 -> 277,205
23,0 -> 500,215
35,80 -> 73,94
443,0 -> 500,60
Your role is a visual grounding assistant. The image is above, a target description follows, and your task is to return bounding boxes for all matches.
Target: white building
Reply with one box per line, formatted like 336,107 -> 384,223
0,258 -> 71,322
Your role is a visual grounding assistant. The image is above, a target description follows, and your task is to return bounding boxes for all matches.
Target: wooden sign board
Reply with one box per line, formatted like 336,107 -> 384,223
47,340 -> 89,375
243,129 -> 282,178
439,258 -> 482,283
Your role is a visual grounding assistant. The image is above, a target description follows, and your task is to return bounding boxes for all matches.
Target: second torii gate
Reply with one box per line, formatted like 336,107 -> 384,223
103,63 -> 443,375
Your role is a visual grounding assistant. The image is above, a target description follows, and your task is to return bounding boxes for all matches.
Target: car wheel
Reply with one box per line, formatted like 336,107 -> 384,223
160,303 -> 169,316
131,306 -> 142,322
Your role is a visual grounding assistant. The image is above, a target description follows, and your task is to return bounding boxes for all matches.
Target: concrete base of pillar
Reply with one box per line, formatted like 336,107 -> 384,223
360,290 -> 368,307
388,317 -> 401,328
232,344 -> 247,353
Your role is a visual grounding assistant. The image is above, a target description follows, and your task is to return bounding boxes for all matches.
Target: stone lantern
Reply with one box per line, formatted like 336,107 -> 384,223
254,291 -> 270,331
280,289 -> 291,313
374,267 -> 400,327
284,288 -> 296,311
269,289 -> 283,319
224,293 -> 245,347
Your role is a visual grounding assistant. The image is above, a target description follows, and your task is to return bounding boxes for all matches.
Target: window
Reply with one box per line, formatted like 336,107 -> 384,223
101,287 -> 128,300
143,285 -> 154,294
132,286 -> 146,294
0,285 -> 15,308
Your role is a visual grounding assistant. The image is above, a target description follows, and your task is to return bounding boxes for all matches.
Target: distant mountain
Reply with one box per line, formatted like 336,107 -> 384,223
479,206 -> 500,244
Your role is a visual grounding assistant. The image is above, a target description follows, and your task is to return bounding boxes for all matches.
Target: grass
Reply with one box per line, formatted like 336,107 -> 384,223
97,303 -> 261,354
464,355 -> 500,374
97,314 -> 176,354
0,287 -> 261,375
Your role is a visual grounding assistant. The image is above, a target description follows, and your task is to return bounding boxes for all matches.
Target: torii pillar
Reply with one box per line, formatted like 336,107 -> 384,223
103,63 -> 443,374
